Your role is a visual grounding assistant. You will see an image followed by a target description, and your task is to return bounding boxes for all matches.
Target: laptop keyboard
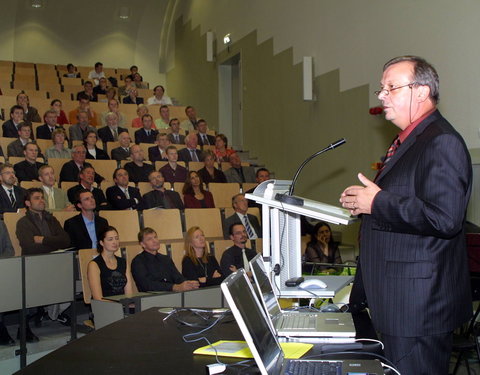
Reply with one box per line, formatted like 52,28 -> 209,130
285,360 -> 342,375
278,314 -> 317,330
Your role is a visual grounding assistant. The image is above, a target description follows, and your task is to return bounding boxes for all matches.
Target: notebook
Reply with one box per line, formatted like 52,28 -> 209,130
221,269 -> 385,375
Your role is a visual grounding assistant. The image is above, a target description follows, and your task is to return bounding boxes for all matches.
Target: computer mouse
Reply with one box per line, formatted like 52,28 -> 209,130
299,278 -> 327,289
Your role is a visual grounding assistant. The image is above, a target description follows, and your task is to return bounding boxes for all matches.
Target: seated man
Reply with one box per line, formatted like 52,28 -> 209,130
148,132 -> 170,162
131,227 -> 199,292
13,142 -> 45,182
245,168 -> 270,210
159,146 -> 187,183
64,189 -> 109,250
147,85 -> 172,106
180,105 -> 199,131
16,92 -> 41,125
134,114 -> 158,144
16,188 -> 70,256
110,131 -> 132,161
75,81 -> 97,102
59,145 -> 104,184
98,112 -> 129,144
100,99 -> 127,127
93,77 -> 109,96
106,168 -> 144,210
122,87 -> 144,105
220,223 -> 256,278
0,163 -> 26,216
124,145 -> 154,183
178,133 -> 203,162
223,153 -> 256,184
223,194 -> 261,239
68,110 -> 97,146
196,119 -> 216,147
118,76 -> 134,97
68,93 -> 98,127
2,105 -> 26,138
67,166 -> 109,210
154,105 -> 170,129
143,170 -> 184,210
38,165 -> 74,212
87,62 -> 105,86
167,118 -> 185,145
36,109 -> 63,140
7,122 -> 36,157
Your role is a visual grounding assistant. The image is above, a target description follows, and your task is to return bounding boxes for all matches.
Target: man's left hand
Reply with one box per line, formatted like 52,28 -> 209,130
339,173 -> 381,215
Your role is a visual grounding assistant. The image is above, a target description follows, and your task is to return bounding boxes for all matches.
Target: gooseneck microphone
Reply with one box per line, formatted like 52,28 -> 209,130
275,138 -> 346,206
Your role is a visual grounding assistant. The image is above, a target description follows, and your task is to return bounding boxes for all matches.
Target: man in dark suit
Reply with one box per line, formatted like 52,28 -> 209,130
13,142 -> 45,182
0,163 -> 26,216
223,194 -> 261,239
223,153 -> 255,183
166,118 -> 185,145
122,88 -> 144,105
7,122 -> 35,157
2,105 -> 26,138
59,145 -> 104,184
64,189 -> 109,250
110,131 -> 132,162
134,114 -> 158,144
178,133 -> 203,162
106,168 -> 144,210
196,119 -> 216,147
36,110 -> 62,140
97,112 -> 128,143
340,56 -> 472,375
67,166 -> 109,211
143,170 -> 184,210
220,223 -> 256,278
148,133 -> 170,162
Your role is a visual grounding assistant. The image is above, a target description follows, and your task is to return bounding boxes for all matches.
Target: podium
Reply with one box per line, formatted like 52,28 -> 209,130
245,179 -> 357,298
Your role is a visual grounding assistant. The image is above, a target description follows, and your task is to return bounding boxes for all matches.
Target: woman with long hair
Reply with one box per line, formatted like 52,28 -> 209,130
197,150 -> 227,184
83,130 -> 109,160
182,171 -> 215,208
304,222 -> 343,274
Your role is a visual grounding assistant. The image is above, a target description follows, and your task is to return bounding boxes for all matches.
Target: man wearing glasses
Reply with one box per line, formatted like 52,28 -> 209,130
340,56 -> 472,375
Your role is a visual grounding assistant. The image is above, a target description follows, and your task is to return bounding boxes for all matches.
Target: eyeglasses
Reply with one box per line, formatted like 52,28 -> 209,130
374,82 -> 417,97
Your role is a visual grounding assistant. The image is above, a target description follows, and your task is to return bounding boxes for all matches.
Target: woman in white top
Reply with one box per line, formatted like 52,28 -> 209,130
147,85 -> 172,105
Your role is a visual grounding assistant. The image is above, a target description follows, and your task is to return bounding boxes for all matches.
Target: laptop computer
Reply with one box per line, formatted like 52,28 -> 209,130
250,254 -> 356,339
221,269 -> 385,375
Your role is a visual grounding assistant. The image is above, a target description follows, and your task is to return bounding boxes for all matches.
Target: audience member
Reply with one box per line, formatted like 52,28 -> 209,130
87,226 -> 133,300
197,150 -> 227,184
16,92 -> 41,125
118,76 -> 134,97
131,104 -> 151,128
38,165 -> 74,212
196,119 -> 215,147
159,146 -> 187,183
131,228 -> 199,292
68,94 -> 98,127
45,129 -> 71,160
220,223 -> 256,278
133,72 -> 148,89
181,106 -> 199,131
124,145 -> 154,183
68,110 -> 97,146
134,114 -> 158,144
2,105 -> 26,138
147,85 -> 172,105
223,153 -> 255,183
304,222 -> 343,274
110,131 -> 132,161
122,87 -> 144,105
84,130 -> 109,160
64,189 -> 109,250
213,134 -> 236,162
148,133 -> 170,162
182,226 -> 223,287
14,143 -> 45,182
100,99 -> 127,128
66,166 -> 108,210
154,105 -> 170,129
37,110 -> 62,140
0,220 -> 15,344
16,188 -> 70,255
76,81 -> 97,102
87,62 -> 105,86
0,163 -> 26,215
183,171 -> 214,208
125,65 -> 138,81
59,145 -> 104,185
93,77 -> 108,96
178,133 -> 203,162
106,168 -> 143,210
167,118 -> 185,144
223,194 -> 261,239
98,112 -> 128,144
245,168 -> 271,211
49,99 -> 69,125
104,87 -> 117,102
7,122 -> 35,157
142,170 -> 184,210
63,63 -> 80,78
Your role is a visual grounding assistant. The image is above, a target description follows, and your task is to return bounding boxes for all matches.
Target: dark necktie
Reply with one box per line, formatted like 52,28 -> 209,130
375,136 -> 401,181
190,149 -> 198,162
8,189 -> 16,208
203,135 -> 209,145
175,134 -> 179,143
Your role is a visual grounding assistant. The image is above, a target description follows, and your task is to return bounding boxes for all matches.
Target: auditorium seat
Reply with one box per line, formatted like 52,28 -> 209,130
143,209 -> 184,242
20,180 -> 43,189
184,208 -> 223,240
242,182 -> 257,193
52,210 -> 78,227
208,182 -> 241,208
47,158 -> 70,183
88,159 -> 118,181
100,210 -> 140,245
3,211 -> 26,256
169,241 -> 185,272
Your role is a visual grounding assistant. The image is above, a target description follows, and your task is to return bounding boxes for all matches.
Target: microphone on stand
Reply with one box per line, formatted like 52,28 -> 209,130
275,138 -> 346,206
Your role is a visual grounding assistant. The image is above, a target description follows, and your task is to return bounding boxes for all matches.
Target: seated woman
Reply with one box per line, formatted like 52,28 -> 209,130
304,222 -> 343,274
131,104 -> 153,128
183,171 -> 215,208
87,226 -> 133,299
45,128 -> 72,160
84,130 -> 110,160
182,226 -> 223,287
49,99 -> 69,125
213,134 -> 236,163
197,150 -> 227,184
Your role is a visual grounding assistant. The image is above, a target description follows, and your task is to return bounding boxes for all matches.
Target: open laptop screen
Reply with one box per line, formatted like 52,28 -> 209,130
250,254 -> 282,317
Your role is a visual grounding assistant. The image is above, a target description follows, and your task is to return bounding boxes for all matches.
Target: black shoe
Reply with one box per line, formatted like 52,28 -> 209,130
0,325 -> 15,346
56,313 -> 71,327
17,326 -> 39,343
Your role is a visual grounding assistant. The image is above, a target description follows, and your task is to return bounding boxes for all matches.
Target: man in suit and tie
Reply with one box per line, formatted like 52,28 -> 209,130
340,56 -> 472,375
98,112 -> 128,144
167,118 -> 185,145
36,110 -> 62,140
220,223 -> 256,278
2,105 -> 26,138
106,168 -> 144,210
148,132 -> 170,162
223,153 -> 255,184
143,170 -> 184,210
110,131 -> 132,162
223,194 -> 261,239
0,163 -> 26,216
178,133 -> 203,162
38,165 -> 74,212
59,145 -> 104,185
7,122 -> 36,157
196,119 -> 216,148
134,114 -> 158,144
64,189 -> 109,250
67,166 -> 109,211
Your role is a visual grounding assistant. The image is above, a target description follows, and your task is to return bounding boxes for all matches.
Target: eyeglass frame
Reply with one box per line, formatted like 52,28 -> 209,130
374,82 -> 418,97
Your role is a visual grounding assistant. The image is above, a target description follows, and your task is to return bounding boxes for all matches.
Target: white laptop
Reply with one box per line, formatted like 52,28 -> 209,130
249,254 -> 356,339
221,269 -> 385,375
